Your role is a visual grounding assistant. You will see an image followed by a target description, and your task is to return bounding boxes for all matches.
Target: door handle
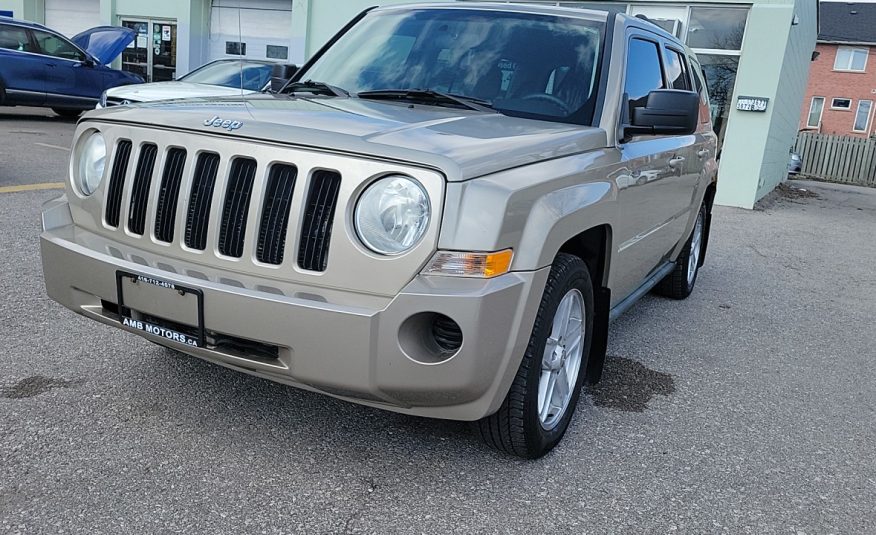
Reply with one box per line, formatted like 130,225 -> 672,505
669,156 -> 686,169
697,149 -> 709,159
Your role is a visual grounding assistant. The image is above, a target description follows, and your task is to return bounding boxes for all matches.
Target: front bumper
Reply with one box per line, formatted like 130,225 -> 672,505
40,197 -> 548,421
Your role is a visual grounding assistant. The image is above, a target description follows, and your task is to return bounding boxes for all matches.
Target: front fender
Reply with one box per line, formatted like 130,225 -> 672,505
437,150 -> 619,271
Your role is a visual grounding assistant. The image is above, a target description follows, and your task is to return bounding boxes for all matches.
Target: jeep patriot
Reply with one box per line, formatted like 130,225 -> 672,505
41,3 -> 718,458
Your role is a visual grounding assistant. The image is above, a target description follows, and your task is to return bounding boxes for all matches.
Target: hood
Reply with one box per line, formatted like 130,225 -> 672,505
87,95 -> 609,180
72,26 -> 136,65
105,81 -> 258,103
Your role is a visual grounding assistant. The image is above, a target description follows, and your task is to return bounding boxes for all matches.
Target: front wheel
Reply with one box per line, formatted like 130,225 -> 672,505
475,253 -> 593,459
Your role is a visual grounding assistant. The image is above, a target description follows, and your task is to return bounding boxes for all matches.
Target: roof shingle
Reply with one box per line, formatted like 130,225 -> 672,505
819,1 -> 876,44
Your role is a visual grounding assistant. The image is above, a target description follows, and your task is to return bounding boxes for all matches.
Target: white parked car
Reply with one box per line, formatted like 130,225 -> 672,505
97,59 -> 276,108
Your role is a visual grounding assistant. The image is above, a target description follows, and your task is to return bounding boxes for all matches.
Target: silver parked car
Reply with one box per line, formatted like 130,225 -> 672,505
41,3 -> 718,458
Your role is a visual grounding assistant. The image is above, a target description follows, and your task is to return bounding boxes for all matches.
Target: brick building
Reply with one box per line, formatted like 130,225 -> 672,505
800,1 -> 876,137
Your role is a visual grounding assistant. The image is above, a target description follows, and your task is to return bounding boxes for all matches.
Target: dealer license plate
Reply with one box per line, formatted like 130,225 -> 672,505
115,271 -> 205,347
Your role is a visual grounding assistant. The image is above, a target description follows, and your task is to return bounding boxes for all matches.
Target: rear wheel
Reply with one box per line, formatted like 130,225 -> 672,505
52,108 -> 82,118
655,204 -> 706,299
475,253 -> 593,459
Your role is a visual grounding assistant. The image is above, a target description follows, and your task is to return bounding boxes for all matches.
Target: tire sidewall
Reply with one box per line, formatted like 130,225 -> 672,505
523,259 -> 594,456
685,205 -> 706,293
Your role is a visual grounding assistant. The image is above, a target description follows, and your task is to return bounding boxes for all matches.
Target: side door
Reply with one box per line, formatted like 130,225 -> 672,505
30,28 -> 102,107
612,32 -> 695,300
659,42 -> 701,242
0,23 -> 46,105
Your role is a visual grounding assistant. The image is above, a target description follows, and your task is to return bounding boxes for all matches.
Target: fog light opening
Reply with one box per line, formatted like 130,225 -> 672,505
398,312 -> 463,364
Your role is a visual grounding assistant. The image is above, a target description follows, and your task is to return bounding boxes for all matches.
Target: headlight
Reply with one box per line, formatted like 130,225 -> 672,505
75,131 -> 107,196
354,175 -> 430,255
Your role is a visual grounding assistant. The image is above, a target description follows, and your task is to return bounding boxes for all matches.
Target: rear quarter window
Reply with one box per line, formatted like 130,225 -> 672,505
0,25 -> 33,52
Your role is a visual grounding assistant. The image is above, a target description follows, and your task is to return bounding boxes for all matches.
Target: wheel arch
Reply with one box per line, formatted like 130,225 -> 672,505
555,225 -> 613,385
699,180 -> 717,267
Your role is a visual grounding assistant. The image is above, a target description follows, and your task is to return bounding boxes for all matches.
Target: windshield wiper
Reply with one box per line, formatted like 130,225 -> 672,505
357,89 -> 496,113
282,79 -> 350,98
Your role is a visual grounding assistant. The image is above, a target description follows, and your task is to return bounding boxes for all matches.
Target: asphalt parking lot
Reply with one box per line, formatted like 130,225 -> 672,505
2,107 -> 875,534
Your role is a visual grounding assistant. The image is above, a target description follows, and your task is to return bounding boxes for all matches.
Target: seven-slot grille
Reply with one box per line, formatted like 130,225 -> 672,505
104,140 -> 340,272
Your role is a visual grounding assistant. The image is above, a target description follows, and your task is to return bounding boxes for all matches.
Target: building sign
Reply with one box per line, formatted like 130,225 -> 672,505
736,96 -> 769,112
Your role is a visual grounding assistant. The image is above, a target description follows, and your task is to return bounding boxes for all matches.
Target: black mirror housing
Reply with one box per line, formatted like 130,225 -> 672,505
270,63 -> 299,93
627,89 -> 699,137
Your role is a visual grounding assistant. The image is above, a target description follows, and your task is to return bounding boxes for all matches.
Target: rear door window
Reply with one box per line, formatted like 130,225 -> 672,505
624,37 -> 665,119
663,47 -> 691,90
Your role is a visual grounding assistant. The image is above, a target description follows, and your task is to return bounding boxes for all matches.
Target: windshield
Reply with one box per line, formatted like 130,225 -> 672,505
180,61 -> 273,91
298,8 -> 606,124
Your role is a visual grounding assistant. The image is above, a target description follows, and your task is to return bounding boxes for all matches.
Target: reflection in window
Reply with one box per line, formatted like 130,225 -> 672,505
664,48 -> 690,90
687,7 -> 747,50
624,38 -> 665,119
834,47 -> 868,72
854,100 -> 872,133
698,54 -> 739,147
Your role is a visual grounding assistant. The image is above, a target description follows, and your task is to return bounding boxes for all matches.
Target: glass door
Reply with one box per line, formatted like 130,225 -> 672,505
120,18 -> 177,82
151,21 -> 177,82
121,19 -> 148,80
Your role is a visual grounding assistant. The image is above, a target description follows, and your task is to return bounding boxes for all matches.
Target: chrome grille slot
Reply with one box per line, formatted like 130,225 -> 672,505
256,164 -> 298,265
105,139 -> 132,228
127,143 -> 158,235
218,158 -> 257,258
154,148 -> 187,243
298,170 -> 341,272
184,152 -> 220,251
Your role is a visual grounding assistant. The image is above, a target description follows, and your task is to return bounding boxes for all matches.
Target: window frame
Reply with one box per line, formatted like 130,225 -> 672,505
833,46 -> 869,73
853,99 -> 873,133
806,96 -> 825,129
830,97 -> 853,110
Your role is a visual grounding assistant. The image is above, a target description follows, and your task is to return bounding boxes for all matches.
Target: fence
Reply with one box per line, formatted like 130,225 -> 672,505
793,132 -> 876,187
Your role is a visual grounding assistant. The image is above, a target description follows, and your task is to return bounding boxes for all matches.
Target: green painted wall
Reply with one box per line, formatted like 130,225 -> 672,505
715,0 -> 817,207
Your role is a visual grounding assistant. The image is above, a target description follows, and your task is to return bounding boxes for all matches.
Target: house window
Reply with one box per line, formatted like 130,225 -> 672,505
831,98 -> 852,110
854,100 -> 873,133
807,97 -> 824,128
834,47 -> 868,72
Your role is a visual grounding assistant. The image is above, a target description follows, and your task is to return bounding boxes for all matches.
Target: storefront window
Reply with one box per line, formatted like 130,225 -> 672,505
698,54 -> 739,147
687,7 -> 747,50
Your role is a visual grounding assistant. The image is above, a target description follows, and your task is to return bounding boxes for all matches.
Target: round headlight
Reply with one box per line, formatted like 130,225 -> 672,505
355,175 -> 430,255
76,131 -> 107,196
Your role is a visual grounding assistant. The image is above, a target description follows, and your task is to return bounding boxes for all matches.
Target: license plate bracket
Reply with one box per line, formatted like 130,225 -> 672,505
115,271 -> 205,348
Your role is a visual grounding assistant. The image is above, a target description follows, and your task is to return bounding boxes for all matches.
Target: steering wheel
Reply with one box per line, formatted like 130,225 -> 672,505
521,93 -> 572,114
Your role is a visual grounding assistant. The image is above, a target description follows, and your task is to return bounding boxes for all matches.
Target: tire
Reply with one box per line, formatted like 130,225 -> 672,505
475,253 -> 594,459
52,108 -> 82,118
654,203 -> 706,300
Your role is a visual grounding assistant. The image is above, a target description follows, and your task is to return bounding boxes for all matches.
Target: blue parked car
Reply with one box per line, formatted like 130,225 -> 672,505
0,18 -> 142,117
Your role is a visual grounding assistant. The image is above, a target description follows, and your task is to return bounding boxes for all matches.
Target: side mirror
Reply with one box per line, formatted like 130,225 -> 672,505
625,89 -> 699,137
270,63 -> 299,93
80,57 -> 96,68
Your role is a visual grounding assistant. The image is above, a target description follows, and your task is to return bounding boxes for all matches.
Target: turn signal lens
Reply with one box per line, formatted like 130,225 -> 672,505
423,249 -> 513,278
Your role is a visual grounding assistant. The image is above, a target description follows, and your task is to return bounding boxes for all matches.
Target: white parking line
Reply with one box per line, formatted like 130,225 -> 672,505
34,142 -> 70,151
